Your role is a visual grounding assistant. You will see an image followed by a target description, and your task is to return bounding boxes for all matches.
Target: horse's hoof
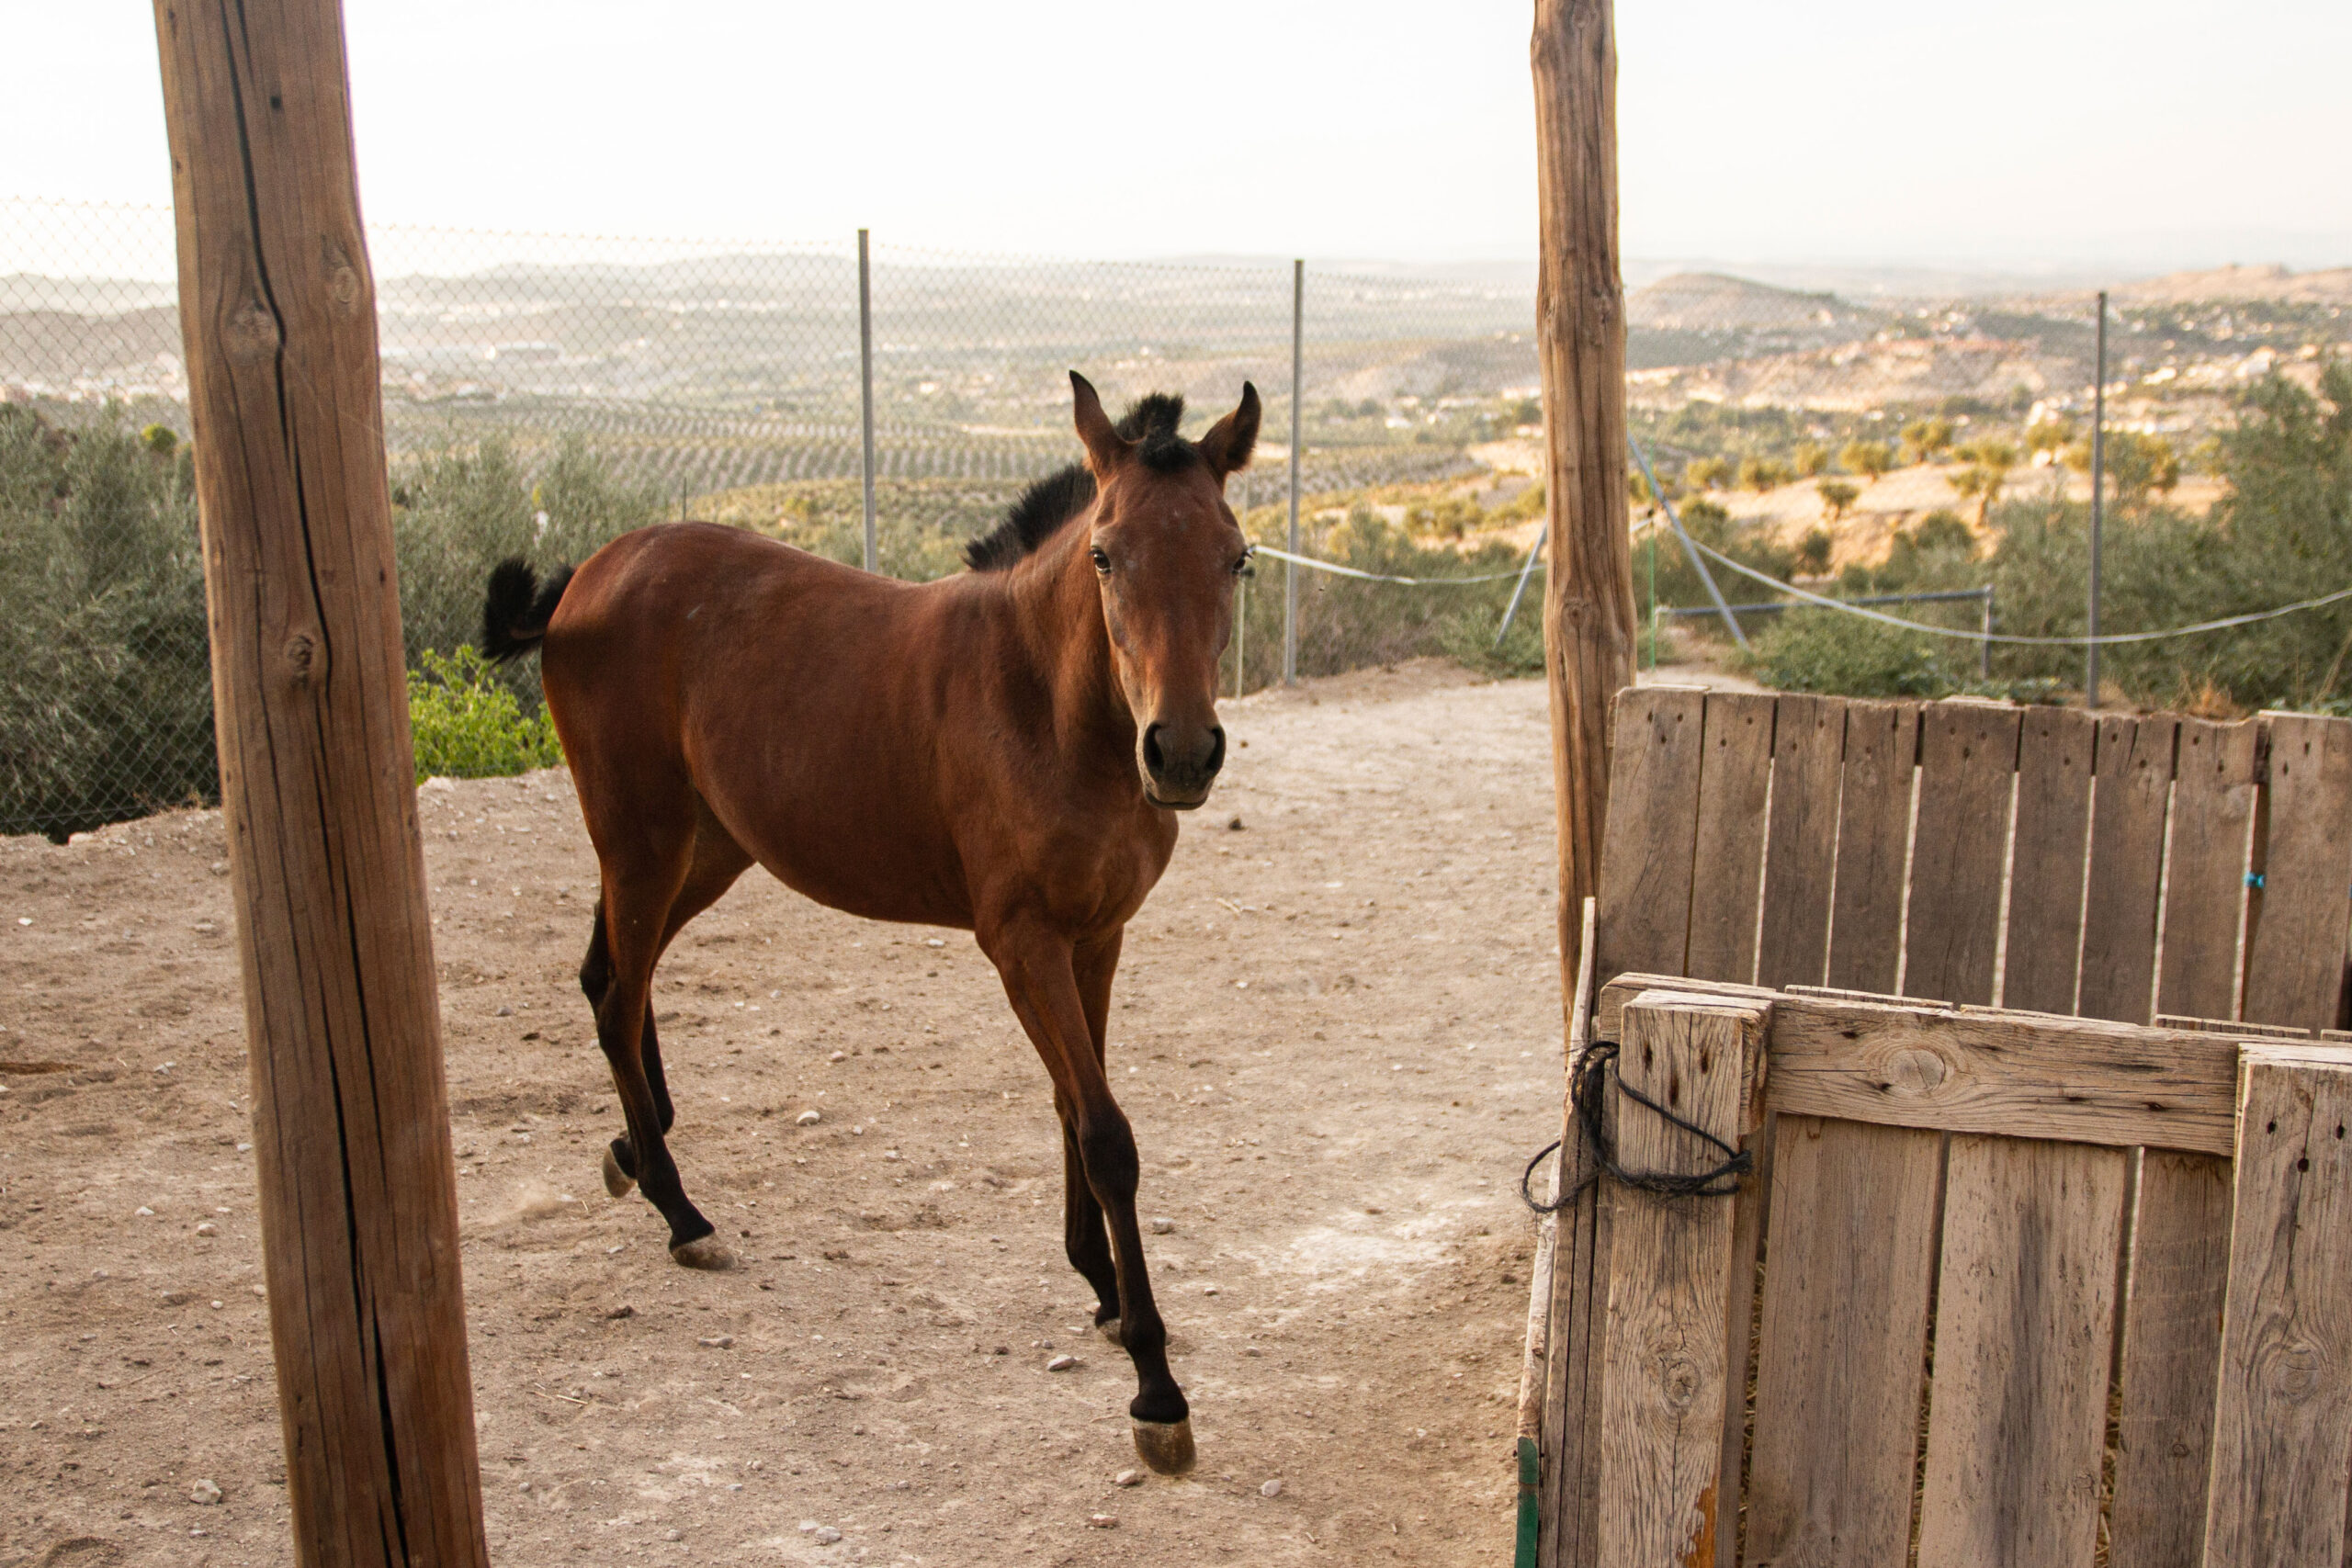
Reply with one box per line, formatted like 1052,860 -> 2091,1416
601,1147 -> 635,1198
1131,1417 -> 1195,1476
1096,1316 -> 1125,1348
669,1235 -> 737,1271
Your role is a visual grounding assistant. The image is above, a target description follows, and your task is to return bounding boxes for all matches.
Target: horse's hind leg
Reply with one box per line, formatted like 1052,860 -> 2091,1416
588,823 -> 751,1202
586,817 -> 746,1269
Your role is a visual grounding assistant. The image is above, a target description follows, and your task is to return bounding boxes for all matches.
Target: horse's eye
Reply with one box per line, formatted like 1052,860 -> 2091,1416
1090,547 -> 1111,573
1234,553 -> 1255,579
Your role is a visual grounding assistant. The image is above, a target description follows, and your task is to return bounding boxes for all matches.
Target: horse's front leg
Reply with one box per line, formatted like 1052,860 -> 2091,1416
984,919 -> 1192,1475
1063,931 -> 1125,1339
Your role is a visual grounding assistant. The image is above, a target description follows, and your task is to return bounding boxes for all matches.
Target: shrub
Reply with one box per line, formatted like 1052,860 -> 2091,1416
1899,418 -> 1955,465
1742,608 -> 1956,699
1839,439 -> 1894,481
392,434 -> 664,678
1649,500 -> 1799,639
408,646 -> 564,782
0,404 -> 214,840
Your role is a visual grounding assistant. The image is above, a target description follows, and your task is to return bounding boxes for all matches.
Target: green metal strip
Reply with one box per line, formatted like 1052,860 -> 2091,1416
1513,1434 -> 1542,1568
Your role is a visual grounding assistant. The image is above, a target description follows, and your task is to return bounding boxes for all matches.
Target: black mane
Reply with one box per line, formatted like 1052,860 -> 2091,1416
964,393 -> 1194,571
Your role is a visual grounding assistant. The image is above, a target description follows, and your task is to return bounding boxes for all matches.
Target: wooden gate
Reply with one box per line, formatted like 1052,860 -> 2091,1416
1517,690 -> 2352,1568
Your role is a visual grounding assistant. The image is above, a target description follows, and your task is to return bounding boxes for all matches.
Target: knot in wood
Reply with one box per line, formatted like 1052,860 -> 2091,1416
329,264 -> 362,310
225,297 -> 281,362
1882,1047 -> 1948,1096
2260,1339 -> 2323,1403
282,632 -> 323,686
1651,1345 -> 1701,1411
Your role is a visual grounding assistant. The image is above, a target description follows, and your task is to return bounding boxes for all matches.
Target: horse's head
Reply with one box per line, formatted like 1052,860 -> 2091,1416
1070,371 -> 1259,810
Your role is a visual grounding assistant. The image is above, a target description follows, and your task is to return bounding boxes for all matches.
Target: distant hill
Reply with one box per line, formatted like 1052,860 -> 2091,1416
1627,273 -> 1887,333
2106,264 -> 2352,305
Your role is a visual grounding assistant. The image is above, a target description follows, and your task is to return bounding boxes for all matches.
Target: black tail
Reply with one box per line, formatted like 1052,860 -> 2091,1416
481,558 -> 575,663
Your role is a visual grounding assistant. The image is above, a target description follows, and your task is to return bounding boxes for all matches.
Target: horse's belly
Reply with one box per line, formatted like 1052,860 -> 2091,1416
761,843 -> 973,930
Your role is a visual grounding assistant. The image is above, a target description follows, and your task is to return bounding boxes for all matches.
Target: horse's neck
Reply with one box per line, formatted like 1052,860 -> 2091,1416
1000,530 -> 1130,756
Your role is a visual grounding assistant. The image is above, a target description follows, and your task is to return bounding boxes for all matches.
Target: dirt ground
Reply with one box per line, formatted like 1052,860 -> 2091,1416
0,660 -> 1576,1568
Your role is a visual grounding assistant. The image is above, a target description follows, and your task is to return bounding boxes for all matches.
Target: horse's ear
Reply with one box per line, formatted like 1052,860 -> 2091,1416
1069,371 -> 1130,475
1197,381 -> 1261,479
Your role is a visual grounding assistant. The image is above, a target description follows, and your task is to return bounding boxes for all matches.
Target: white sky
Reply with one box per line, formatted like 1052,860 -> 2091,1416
5,2 -> 2348,271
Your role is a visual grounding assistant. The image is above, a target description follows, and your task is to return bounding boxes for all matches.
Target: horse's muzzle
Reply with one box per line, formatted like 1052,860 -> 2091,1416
1141,722 -> 1225,808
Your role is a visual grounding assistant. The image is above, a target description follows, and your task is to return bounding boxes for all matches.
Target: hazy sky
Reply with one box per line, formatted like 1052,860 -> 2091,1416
6,2 -> 2347,271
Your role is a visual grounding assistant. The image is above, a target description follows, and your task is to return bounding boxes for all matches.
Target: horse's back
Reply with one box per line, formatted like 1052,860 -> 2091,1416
542,523 -> 989,923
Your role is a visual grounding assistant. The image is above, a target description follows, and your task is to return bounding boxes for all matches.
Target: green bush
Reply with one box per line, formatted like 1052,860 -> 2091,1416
392,433 -> 665,683
1976,364 -> 2352,709
1234,503 -> 1539,689
1646,501 -> 1800,641
0,404 -> 214,840
407,646 -> 564,782
1741,608 -> 1956,699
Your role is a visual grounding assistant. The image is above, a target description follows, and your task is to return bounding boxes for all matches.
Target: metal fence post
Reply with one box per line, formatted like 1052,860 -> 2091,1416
858,228 -> 878,575
1284,258 -> 1303,685
1494,522 -> 1548,648
1235,471 -> 1250,696
1628,435 -> 1747,651
2086,289 -> 2106,707
1981,585 -> 1994,681
1234,575 -> 1247,698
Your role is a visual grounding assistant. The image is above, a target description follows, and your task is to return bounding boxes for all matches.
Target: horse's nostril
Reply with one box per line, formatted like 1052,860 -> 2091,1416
1142,724 -> 1167,773
1204,727 -> 1227,775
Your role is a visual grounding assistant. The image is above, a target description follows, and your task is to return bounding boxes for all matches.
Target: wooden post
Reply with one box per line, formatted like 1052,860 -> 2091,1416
1532,0 -> 1638,1000
2201,1042 -> 2352,1568
1594,994 -> 1768,1568
153,4 -> 489,1564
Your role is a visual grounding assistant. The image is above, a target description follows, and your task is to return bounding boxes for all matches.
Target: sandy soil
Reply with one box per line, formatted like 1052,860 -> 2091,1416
0,660 -> 1566,1568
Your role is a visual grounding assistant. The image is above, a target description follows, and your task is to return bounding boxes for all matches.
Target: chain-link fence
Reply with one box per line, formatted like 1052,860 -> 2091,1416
7,196 -> 2349,836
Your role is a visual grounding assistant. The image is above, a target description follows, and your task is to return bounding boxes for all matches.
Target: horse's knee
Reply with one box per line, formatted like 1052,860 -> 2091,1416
579,949 -> 611,1009
1077,1112 -> 1139,1198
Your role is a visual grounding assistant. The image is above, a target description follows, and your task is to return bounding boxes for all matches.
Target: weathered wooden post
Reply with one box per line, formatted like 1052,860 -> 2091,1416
1526,12 -> 1643,1564
153,3 -> 490,1562
1531,0 -> 1638,1000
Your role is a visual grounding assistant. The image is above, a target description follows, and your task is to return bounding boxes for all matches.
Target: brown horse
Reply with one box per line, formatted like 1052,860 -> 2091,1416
480,373 -> 1257,1474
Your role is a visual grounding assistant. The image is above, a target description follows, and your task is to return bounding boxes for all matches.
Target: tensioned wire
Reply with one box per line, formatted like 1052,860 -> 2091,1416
1259,517 -> 2352,646
1250,544 -> 1529,585
1678,530 -> 2352,647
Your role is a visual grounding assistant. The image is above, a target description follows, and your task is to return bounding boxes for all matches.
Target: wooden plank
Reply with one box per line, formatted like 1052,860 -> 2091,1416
2202,1044 -> 2352,1568
2108,1149 -> 2234,1568
2003,706 -> 2096,1013
1916,1135 -> 2129,1568
1539,1145 -> 1610,1568
1826,702 -> 1917,995
1596,973 -> 1771,1043
1684,693 -> 1775,985
1523,900 -> 1594,1568
2080,714 -> 2177,1024
1742,1116 -> 1942,1568
1712,1113 -> 1770,1568
2157,717 -> 2259,1022
1766,992 -> 2241,1156
1903,700 -> 2021,1005
1593,686 -> 1708,987
1541,900 -> 1610,1568
1522,904 -> 1596,1438
1789,981 -> 1947,1009
1756,693 -> 1846,990
1595,998 -> 1768,1568
2242,713 -> 2352,1032
153,6 -> 490,1564
2157,1013 -> 2312,1040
